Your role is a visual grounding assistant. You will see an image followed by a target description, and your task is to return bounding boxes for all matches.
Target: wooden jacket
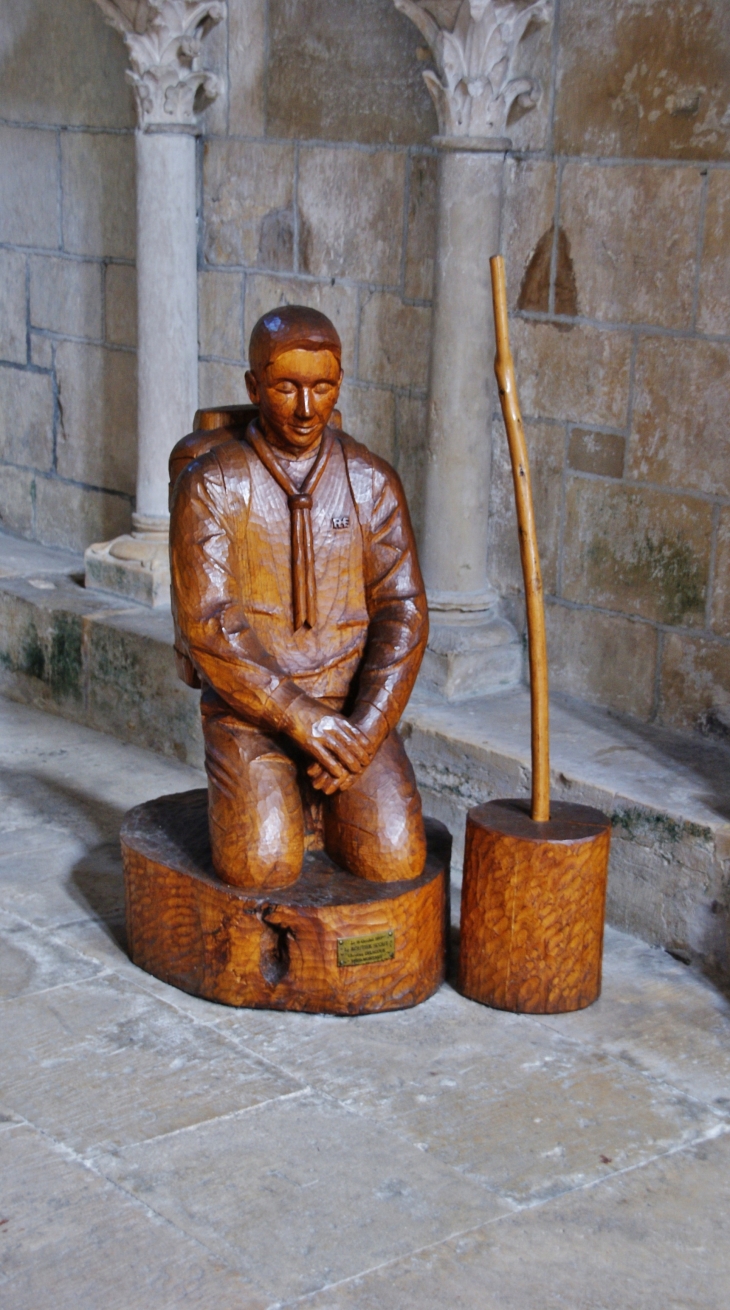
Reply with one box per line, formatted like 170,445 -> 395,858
169,423 -> 428,738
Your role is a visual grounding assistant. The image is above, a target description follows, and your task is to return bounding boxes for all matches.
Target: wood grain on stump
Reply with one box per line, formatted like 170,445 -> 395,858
122,789 -> 450,1015
458,799 -> 611,1014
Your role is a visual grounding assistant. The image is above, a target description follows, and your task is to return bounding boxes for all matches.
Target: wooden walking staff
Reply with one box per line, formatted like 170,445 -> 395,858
457,256 -> 612,1015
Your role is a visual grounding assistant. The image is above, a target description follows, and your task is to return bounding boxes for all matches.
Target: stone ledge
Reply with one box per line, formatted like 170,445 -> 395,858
0,529 -> 727,982
402,689 -> 730,982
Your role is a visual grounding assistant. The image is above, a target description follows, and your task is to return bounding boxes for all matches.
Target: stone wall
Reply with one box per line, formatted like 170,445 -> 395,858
493,0 -> 730,738
1,0 -> 729,735
0,0 -> 137,550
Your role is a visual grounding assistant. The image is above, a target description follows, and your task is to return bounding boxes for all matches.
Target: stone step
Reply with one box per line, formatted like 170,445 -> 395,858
0,529 -> 727,982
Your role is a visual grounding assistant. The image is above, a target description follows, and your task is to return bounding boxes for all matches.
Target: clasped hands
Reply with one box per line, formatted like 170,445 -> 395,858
279,695 -> 384,795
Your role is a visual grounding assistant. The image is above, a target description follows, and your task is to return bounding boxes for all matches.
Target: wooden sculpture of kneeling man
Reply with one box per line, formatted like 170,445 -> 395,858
170,306 -> 429,890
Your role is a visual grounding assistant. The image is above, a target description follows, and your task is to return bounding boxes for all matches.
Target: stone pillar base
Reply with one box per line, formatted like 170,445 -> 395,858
84,515 -> 170,608
419,593 -> 523,700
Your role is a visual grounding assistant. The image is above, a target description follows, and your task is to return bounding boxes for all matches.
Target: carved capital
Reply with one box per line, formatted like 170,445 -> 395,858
395,0 -> 551,138
93,0 -> 225,128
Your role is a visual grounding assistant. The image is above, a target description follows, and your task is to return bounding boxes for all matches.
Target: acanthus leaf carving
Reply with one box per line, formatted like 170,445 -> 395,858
93,0 -> 225,128
395,0 -> 552,138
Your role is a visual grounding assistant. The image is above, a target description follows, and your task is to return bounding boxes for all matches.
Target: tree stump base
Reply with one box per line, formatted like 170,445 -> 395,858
121,789 -> 450,1015
458,799 -> 611,1014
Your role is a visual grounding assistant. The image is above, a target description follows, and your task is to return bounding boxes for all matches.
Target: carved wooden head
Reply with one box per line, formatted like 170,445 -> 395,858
245,306 -> 344,457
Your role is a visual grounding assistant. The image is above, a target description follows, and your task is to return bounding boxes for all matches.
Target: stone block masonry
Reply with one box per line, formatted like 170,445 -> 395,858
0,23 -> 137,555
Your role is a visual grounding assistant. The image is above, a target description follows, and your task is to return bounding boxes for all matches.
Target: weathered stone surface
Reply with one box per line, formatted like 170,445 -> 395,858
298,147 -> 406,284
562,479 -> 713,627
61,132 -> 135,260
0,367 -> 54,471
203,140 -> 295,269
238,988 -> 723,1209
0,973 -> 301,1153
29,255 -> 103,341
554,0 -> 730,161
711,507 -> 730,637
395,391 -> 428,540
511,320 -> 633,428
267,0 -> 436,145
0,125 -> 59,249
488,419 -> 564,597
198,359 -> 248,411
0,836 -> 120,931
104,263 -> 137,348
97,1091 -> 505,1301
0,0 -> 135,129
0,912 -> 102,1000
358,292 -> 430,388
0,1126 -> 258,1310
242,274 -> 359,373
34,479 -> 131,554
84,605 -> 202,762
30,334 -> 54,369
338,383 -> 396,462
0,466 -> 36,539
503,159 -> 557,312
560,162 -> 703,328
568,428 -> 625,479
303,1133 -> 730,1310
0,250 -> 27,365
228,0 -> 266,136
697,169 -> 730,335
502,7 -> 555,153
404,153 -> 437,301
628,337 -> 730,498
538,927 -> 730,1107
545,600 -> 658,719
198,270 -> 244,362
55,341 -> 136,495
659,631 -> 730,734
61,134 -> 134,264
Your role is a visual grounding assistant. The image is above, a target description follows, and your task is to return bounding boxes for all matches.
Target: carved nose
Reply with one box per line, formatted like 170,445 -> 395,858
297,387 -> 314,417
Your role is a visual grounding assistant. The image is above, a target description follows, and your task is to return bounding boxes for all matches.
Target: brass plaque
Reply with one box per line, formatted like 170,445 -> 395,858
337,929 -> 395,967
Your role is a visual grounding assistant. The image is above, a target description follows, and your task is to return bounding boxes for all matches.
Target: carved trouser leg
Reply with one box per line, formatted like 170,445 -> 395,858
324,732 -> 427,882
204,715 -> 304,890
203,713 -> 426,889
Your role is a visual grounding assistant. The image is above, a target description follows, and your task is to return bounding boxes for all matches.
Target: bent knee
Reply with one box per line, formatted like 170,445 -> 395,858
326,801 -> 426,883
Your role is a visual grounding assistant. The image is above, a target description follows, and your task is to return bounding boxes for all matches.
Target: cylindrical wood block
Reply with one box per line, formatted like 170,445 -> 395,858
122,789 -> 450,1016
458,799 -> 611,1014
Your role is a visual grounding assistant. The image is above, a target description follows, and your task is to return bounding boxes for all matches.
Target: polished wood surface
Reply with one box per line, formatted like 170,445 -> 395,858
122,790 -> 450,1014
169,306 -> 429,901
490,255 -> 549,822
458,800 -> 611,1013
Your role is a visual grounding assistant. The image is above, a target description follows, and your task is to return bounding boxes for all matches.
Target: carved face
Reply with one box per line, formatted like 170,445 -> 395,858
245,348 -> 343,455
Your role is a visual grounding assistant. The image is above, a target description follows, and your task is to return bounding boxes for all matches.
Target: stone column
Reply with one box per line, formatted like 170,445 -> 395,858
86,0 -> 224,606
395,0 -> 551,697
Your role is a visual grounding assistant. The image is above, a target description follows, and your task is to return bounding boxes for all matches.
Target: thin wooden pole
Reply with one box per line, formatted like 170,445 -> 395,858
489,255 -> 550,822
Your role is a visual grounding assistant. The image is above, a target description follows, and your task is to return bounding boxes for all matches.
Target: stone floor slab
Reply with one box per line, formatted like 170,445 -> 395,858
0,971 -> 304,1153
226,983 -> 726,1205
0,911 -> 103,999
535,927 -> 730,1110
301,1128 -> 730,1310
95,1090 -> 507,1304
0,839 -> 123,928
0,1125 -> 261,1310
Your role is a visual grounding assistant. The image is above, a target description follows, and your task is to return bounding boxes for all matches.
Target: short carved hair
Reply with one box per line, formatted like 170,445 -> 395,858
249,305 -> 342,375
